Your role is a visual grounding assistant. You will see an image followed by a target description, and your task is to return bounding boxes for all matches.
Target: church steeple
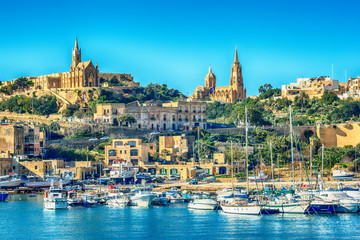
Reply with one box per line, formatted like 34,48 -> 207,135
234,47 -> 239,63
71,37 -> 81,71
74,37 -> 79,51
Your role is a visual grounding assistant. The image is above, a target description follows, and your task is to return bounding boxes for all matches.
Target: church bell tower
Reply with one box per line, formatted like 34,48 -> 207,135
71,37 -> 81,71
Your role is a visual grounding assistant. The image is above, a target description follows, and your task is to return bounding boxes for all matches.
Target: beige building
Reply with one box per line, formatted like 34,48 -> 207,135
6,38 -> 138,90
0,157 -> 13,176
281,76 -> 345,100
192,48 -> 246,103
94,100 -> 208,131
338,76 -> 360,99
17,160 -> 52,178
105,139 -> 157,166
159,134 -> 195,157
0,124 -> 24,156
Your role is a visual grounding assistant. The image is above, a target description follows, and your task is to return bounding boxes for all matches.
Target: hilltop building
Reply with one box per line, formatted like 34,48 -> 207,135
4,38 -> 139,90
192,48 -> 246,103
281,76 -> 346,100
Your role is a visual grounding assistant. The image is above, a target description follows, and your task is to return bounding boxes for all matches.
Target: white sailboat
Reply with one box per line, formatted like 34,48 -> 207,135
220,107 -> 261,215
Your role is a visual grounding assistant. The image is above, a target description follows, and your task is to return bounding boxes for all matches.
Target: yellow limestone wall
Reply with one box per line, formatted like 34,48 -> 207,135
317,123 -> 360,147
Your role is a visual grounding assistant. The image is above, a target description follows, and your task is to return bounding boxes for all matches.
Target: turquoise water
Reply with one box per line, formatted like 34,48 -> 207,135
1,195 -> 360,239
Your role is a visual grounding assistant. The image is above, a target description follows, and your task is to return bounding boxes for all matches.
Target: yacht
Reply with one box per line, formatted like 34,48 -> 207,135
297,191 -> 337,214
0,174 -> 22,189
188,194 -> 218,210
216,188 -> 249,202
220,198 -> 261,215
107,192 -> 129,207
262,194 -> 311,214
317,190 -> 358,213
43,181 -> 68,210
333,170 -> 355,181
129,186 -> 156,207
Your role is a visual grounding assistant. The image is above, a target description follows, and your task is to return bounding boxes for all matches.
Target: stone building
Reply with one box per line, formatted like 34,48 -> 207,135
17,159 -> 52,178
105,139 -> 157,166
192,48 -> 247,103
159,135 -> 195,158
6,38 -> 139,90
94,100 -> 208,131
0,124 -> 24,156
281,76 -> 345,100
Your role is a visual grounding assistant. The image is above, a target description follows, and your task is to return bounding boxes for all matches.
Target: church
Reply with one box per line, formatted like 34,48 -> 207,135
8,38 -> 138,90
192,48 -> 246,103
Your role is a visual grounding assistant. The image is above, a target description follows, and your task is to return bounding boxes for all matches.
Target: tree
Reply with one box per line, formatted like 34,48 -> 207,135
118,114 -> 136,126
258,84 -> 273,94
321,91 -> 339,105
294,92 -> 310,109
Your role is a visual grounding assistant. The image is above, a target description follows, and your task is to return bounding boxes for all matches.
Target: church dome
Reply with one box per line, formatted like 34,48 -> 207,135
205,66 -> 216,81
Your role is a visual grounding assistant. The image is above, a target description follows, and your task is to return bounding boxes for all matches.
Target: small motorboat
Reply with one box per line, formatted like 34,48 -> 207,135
248,171 -> 268,182
333,170 -> 355,181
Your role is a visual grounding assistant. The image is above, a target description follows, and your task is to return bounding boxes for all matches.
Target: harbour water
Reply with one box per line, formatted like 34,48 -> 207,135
1,195 -> 360,240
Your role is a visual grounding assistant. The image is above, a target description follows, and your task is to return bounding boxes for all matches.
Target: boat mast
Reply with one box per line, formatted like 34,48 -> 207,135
270,141 -> 273,182
322,144 -> 324,181
245,106 -> 249,194
231,141 -> 234,194
290,105 -> 295,187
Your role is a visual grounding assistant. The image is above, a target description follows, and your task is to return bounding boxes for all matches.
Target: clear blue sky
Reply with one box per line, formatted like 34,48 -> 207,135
1,0 -> 360,96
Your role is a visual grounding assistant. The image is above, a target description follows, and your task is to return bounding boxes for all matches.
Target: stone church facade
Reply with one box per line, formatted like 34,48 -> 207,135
192,48 -> 246,103
8,38 -> 138,90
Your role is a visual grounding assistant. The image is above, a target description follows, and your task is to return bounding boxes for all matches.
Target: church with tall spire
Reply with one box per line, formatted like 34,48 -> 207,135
192,48 -> 246,103
22,37 -> 138,90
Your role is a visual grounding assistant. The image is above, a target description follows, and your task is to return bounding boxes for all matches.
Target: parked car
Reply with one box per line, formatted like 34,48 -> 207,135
100,136 -> 110,140
89,137 -> 98,141
170,174 -> 180,180
150,131 -> 160,135
189,179 -> 198,185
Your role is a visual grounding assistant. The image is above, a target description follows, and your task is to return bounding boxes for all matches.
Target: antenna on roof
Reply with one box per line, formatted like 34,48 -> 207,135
331,64 -> 334,80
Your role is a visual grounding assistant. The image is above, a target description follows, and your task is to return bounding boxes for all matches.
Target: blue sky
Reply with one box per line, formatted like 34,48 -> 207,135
1,0 -> 360,96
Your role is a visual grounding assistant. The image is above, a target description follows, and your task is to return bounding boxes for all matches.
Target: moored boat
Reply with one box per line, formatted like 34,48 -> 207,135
189,198 -> 218,210
0,174 -> 21,189
333,170 -> 355,181
129,186 -> 156,207
43,181 -> 68,210
0,192 -> 9,201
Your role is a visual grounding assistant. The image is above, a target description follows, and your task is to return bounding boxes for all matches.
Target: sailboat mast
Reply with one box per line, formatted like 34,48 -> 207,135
245,106 -> 249,194
231,141 -> 234,194
290,105 -> 295,187
270,141 -> 273,182
322,144 -> 324,181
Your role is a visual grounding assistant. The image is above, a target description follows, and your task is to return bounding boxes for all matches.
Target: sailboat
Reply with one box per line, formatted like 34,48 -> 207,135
262,105 -> 310,214
220,107 -> 262,215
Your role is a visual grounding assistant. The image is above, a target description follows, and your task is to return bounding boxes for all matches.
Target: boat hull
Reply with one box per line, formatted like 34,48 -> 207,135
189,202 -> 218,210
333,175 -> 355,181
131,194 -> 156,207
44,198 -> 68,210
221,205 -> 261,215
336,202 -> 358,213
263,202 -> 310,214
0,180 -> 22,189
0,192 -> 9,201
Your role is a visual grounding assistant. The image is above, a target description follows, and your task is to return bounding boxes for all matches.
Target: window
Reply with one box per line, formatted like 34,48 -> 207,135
5,129 -> 8,135
35,166 -> 38,170
128,141 -> 136,147
104,110 -> 106,115
120,150 -> 122,154
108,150 -> 116,156
115,141 -> 123,147
150,146 -> 153,150
130,149 -> 138,156
107,109 -> 109,113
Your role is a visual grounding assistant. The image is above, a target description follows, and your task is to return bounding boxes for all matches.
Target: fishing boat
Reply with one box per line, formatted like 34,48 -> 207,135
67,191 -> 83,206
0,192 -> 9,201
151,192 -> 170,206
43,180 -> 68,210
129,186 -> 156,207
109,159 -> 139,184
0,174 -> 22,189
333,170 -> 355,181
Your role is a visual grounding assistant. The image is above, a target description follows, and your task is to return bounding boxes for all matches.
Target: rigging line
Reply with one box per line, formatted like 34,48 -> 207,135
292,114 -> 311,188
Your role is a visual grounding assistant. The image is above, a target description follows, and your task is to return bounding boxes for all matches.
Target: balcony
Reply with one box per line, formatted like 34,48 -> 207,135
178,109 -> 182,112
